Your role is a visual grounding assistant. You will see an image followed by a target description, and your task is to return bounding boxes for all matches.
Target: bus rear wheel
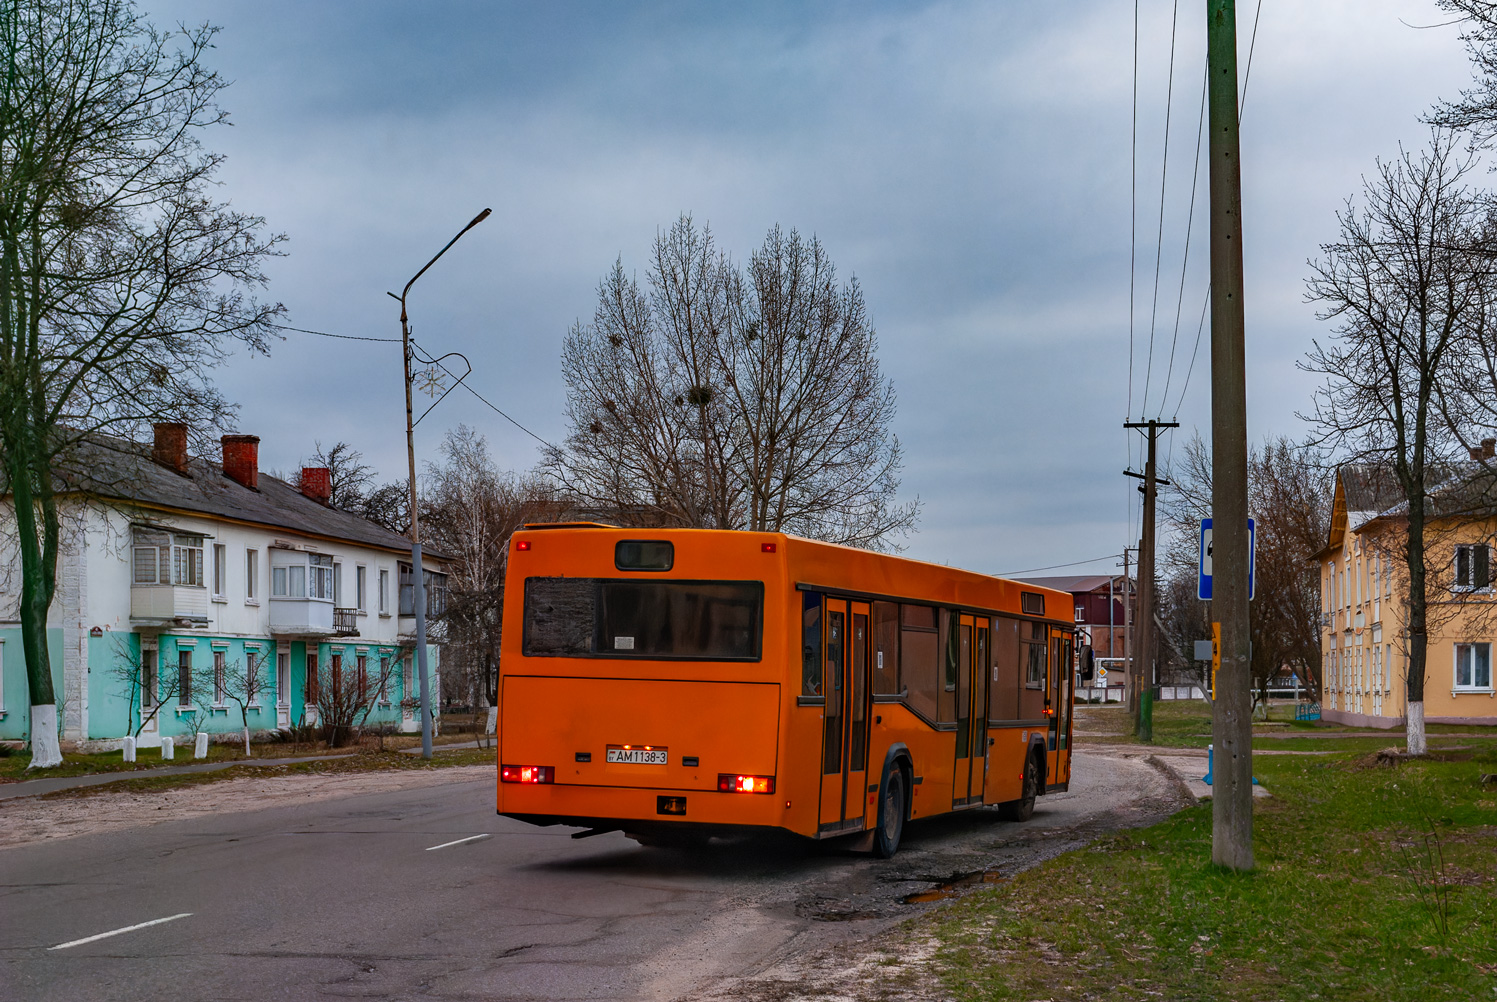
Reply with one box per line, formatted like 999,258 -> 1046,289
873,765 -> 907,858
998,752 -> 1039,822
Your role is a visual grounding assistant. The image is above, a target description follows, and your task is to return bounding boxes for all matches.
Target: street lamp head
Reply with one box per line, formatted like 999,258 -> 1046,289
469,207 -> 492,228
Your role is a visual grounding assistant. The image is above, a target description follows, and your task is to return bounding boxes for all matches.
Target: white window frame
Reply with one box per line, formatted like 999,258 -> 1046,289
0,638 -> 5,714
1454,544 -> 1491,592
213,649 -> 227,705
173,535 -> 205,587
1454,642 -> 1494,692
378,655 -> 391,704
310,554 -> 334,602
333,561 -> 343,606
245,548 -> 259,604
277,650 -> 290,708
379,568 -> 390,616
356,564 -> 367,614
212,543 -> 227,601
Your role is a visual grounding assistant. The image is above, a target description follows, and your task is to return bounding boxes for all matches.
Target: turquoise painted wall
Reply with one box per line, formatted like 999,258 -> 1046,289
88,631 -> 138,739
0,626 -> 64,742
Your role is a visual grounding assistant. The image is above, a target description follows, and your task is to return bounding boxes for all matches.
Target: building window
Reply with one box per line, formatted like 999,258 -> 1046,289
213,650 -> 226,704
305,652 -> 319,704
0,639 -> 5,712
1074,605 -> 1085,624
212,544 -> 227,599
132,529 -> 205,586
246,549 -> 259,602
356,565 -> 367,613
311,554 -> 334,601
399,562 -> 449,617
356,655 -> 368,702
277,652 -> 289,707
1455,544 -> 1490,591
178,649 -> 193,706
333,561 -> 343,606
142,647 -> 158,709
1455,643 -> 1493,690
379,656 -> 390,703
379,569 -> 389,615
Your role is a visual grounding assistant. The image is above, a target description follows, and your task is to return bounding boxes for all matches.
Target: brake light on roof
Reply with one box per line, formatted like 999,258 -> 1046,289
761,542 -> 776,552
718,774 -> 775,794
516,540 -> 531,551
500,764 -> 553,784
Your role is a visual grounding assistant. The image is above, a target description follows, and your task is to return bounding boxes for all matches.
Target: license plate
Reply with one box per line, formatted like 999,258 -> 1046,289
606,747 -> 667,765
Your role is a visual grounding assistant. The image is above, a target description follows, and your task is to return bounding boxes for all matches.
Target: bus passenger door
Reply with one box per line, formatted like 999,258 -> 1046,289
843,604 -> 871,824
819,599 -> 872,831
953,615 -> 987,806
1047,630 -> 1072,785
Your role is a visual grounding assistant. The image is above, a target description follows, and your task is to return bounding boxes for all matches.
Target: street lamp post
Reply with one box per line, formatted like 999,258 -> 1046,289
393,207 -> 491,760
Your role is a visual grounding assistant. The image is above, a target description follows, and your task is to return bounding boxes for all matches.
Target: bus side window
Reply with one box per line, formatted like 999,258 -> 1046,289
938,609 -> 957,723
900,604 -> 938,721
1020,621 -> 1047,719
872,601 -> 900,694
990,616 -> 1020,720
802,592 -> 823,698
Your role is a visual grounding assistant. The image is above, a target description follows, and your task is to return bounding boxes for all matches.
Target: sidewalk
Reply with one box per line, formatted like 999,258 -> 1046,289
0,753 -> 357,802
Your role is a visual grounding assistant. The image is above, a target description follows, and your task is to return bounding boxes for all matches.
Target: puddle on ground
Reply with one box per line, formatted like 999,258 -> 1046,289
902,869 -> 1007,904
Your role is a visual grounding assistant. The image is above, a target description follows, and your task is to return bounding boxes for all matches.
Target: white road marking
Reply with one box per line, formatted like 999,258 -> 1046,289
49,913 -> 193,951
425,833 -> 492,851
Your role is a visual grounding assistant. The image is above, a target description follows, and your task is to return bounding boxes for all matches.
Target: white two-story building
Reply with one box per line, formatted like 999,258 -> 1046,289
0,424 -> 447,748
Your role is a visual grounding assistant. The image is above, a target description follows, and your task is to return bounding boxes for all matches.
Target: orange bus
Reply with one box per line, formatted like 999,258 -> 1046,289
496,524 -> 1075,856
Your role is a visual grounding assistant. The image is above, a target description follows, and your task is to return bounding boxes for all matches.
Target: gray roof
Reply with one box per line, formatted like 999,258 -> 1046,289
1015,574 -> 1125,594
53,434 -> 434,559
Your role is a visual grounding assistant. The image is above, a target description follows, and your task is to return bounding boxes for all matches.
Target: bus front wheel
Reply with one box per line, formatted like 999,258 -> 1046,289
873,764 -> 907,858
998,752 -> 1039,822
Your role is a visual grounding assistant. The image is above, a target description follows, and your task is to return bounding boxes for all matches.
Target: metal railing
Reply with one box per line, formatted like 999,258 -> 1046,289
333,607 -> 358,636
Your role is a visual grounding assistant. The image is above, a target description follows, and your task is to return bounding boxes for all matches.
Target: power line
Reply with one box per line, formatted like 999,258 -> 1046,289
1160,62 -> 1209,412
410,339 -> 555,450
1141,0 -> 1182,418
276,322 -> 557,450
1128,0 -> 1140,420
273,323 -> 401,343
997,554 -> 1123,578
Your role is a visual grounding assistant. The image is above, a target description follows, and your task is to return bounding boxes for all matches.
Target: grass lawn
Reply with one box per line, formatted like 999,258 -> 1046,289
933,703 -> 1497,1000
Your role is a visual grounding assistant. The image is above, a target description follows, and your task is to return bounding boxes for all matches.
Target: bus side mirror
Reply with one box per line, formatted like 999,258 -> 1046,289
1080,646 -> 1095,683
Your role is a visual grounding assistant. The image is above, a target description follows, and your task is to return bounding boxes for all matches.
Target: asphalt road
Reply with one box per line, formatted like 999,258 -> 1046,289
0,749 -> 1183,1002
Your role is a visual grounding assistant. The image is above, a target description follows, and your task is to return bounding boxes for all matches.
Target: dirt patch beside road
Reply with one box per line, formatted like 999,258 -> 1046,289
0,764 -> 491,850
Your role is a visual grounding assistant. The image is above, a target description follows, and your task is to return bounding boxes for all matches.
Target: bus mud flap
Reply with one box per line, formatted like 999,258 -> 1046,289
571,827 -> 621,839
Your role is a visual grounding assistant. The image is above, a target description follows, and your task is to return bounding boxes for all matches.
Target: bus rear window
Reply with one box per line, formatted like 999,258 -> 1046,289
523,578 -> 763,661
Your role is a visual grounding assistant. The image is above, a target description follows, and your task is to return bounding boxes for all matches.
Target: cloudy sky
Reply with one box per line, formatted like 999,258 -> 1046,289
147,0 -> 1474,577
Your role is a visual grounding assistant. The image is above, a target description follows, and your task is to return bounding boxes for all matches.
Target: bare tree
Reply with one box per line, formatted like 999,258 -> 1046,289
217,651 -> 271,756
1163,435 -> 1334,703
1429,1 -> 1497,146
107,638 -> 187,739
295,441 -> 377,511
1301,131 -> 1497,754
0,1 -> 284,767
547,215 -> 918,549
423,425 -> 556,712
310,649 -> 399,749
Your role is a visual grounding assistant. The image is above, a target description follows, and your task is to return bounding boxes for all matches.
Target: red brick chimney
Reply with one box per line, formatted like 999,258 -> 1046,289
152,422 -> 189,475
221,435 -> 260,489
301,467 -> 332,505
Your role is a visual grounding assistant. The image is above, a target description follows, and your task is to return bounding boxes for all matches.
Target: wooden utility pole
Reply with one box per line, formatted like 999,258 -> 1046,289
1122,548 -> 1131,710
1125,420 -> 1177,742
1207,0 -> 1253,871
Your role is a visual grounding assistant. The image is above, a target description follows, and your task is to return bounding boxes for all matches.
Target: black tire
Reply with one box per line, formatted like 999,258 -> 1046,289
998,752 -> 1039,822
873,764 -> 907,858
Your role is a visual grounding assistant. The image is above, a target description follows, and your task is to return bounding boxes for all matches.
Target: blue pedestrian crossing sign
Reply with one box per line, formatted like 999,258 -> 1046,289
1198,517 -> 1255,601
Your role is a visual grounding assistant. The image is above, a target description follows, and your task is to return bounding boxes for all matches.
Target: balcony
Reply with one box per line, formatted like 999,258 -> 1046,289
334,607 -> 359,637
269,597 -> 334,637
130,584 -> 209,626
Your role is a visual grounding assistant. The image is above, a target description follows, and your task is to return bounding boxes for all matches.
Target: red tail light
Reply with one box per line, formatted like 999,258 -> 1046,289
500,764 -> 553,784
761,542 -> 777,553
516,540 -> 531,551
718,774 -> 775,794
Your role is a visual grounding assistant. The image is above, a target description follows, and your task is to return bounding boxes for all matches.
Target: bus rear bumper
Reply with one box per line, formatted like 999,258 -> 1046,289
497,782 -> 796,833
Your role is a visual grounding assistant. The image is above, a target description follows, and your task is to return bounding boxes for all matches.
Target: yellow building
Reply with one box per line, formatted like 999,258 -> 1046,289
1317,466 -> 1497,728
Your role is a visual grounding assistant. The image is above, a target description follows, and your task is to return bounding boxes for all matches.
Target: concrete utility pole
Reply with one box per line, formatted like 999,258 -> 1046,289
1207,0 -> 1253,871
1125,419 -> 1178,743
392,208 -> 491,761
